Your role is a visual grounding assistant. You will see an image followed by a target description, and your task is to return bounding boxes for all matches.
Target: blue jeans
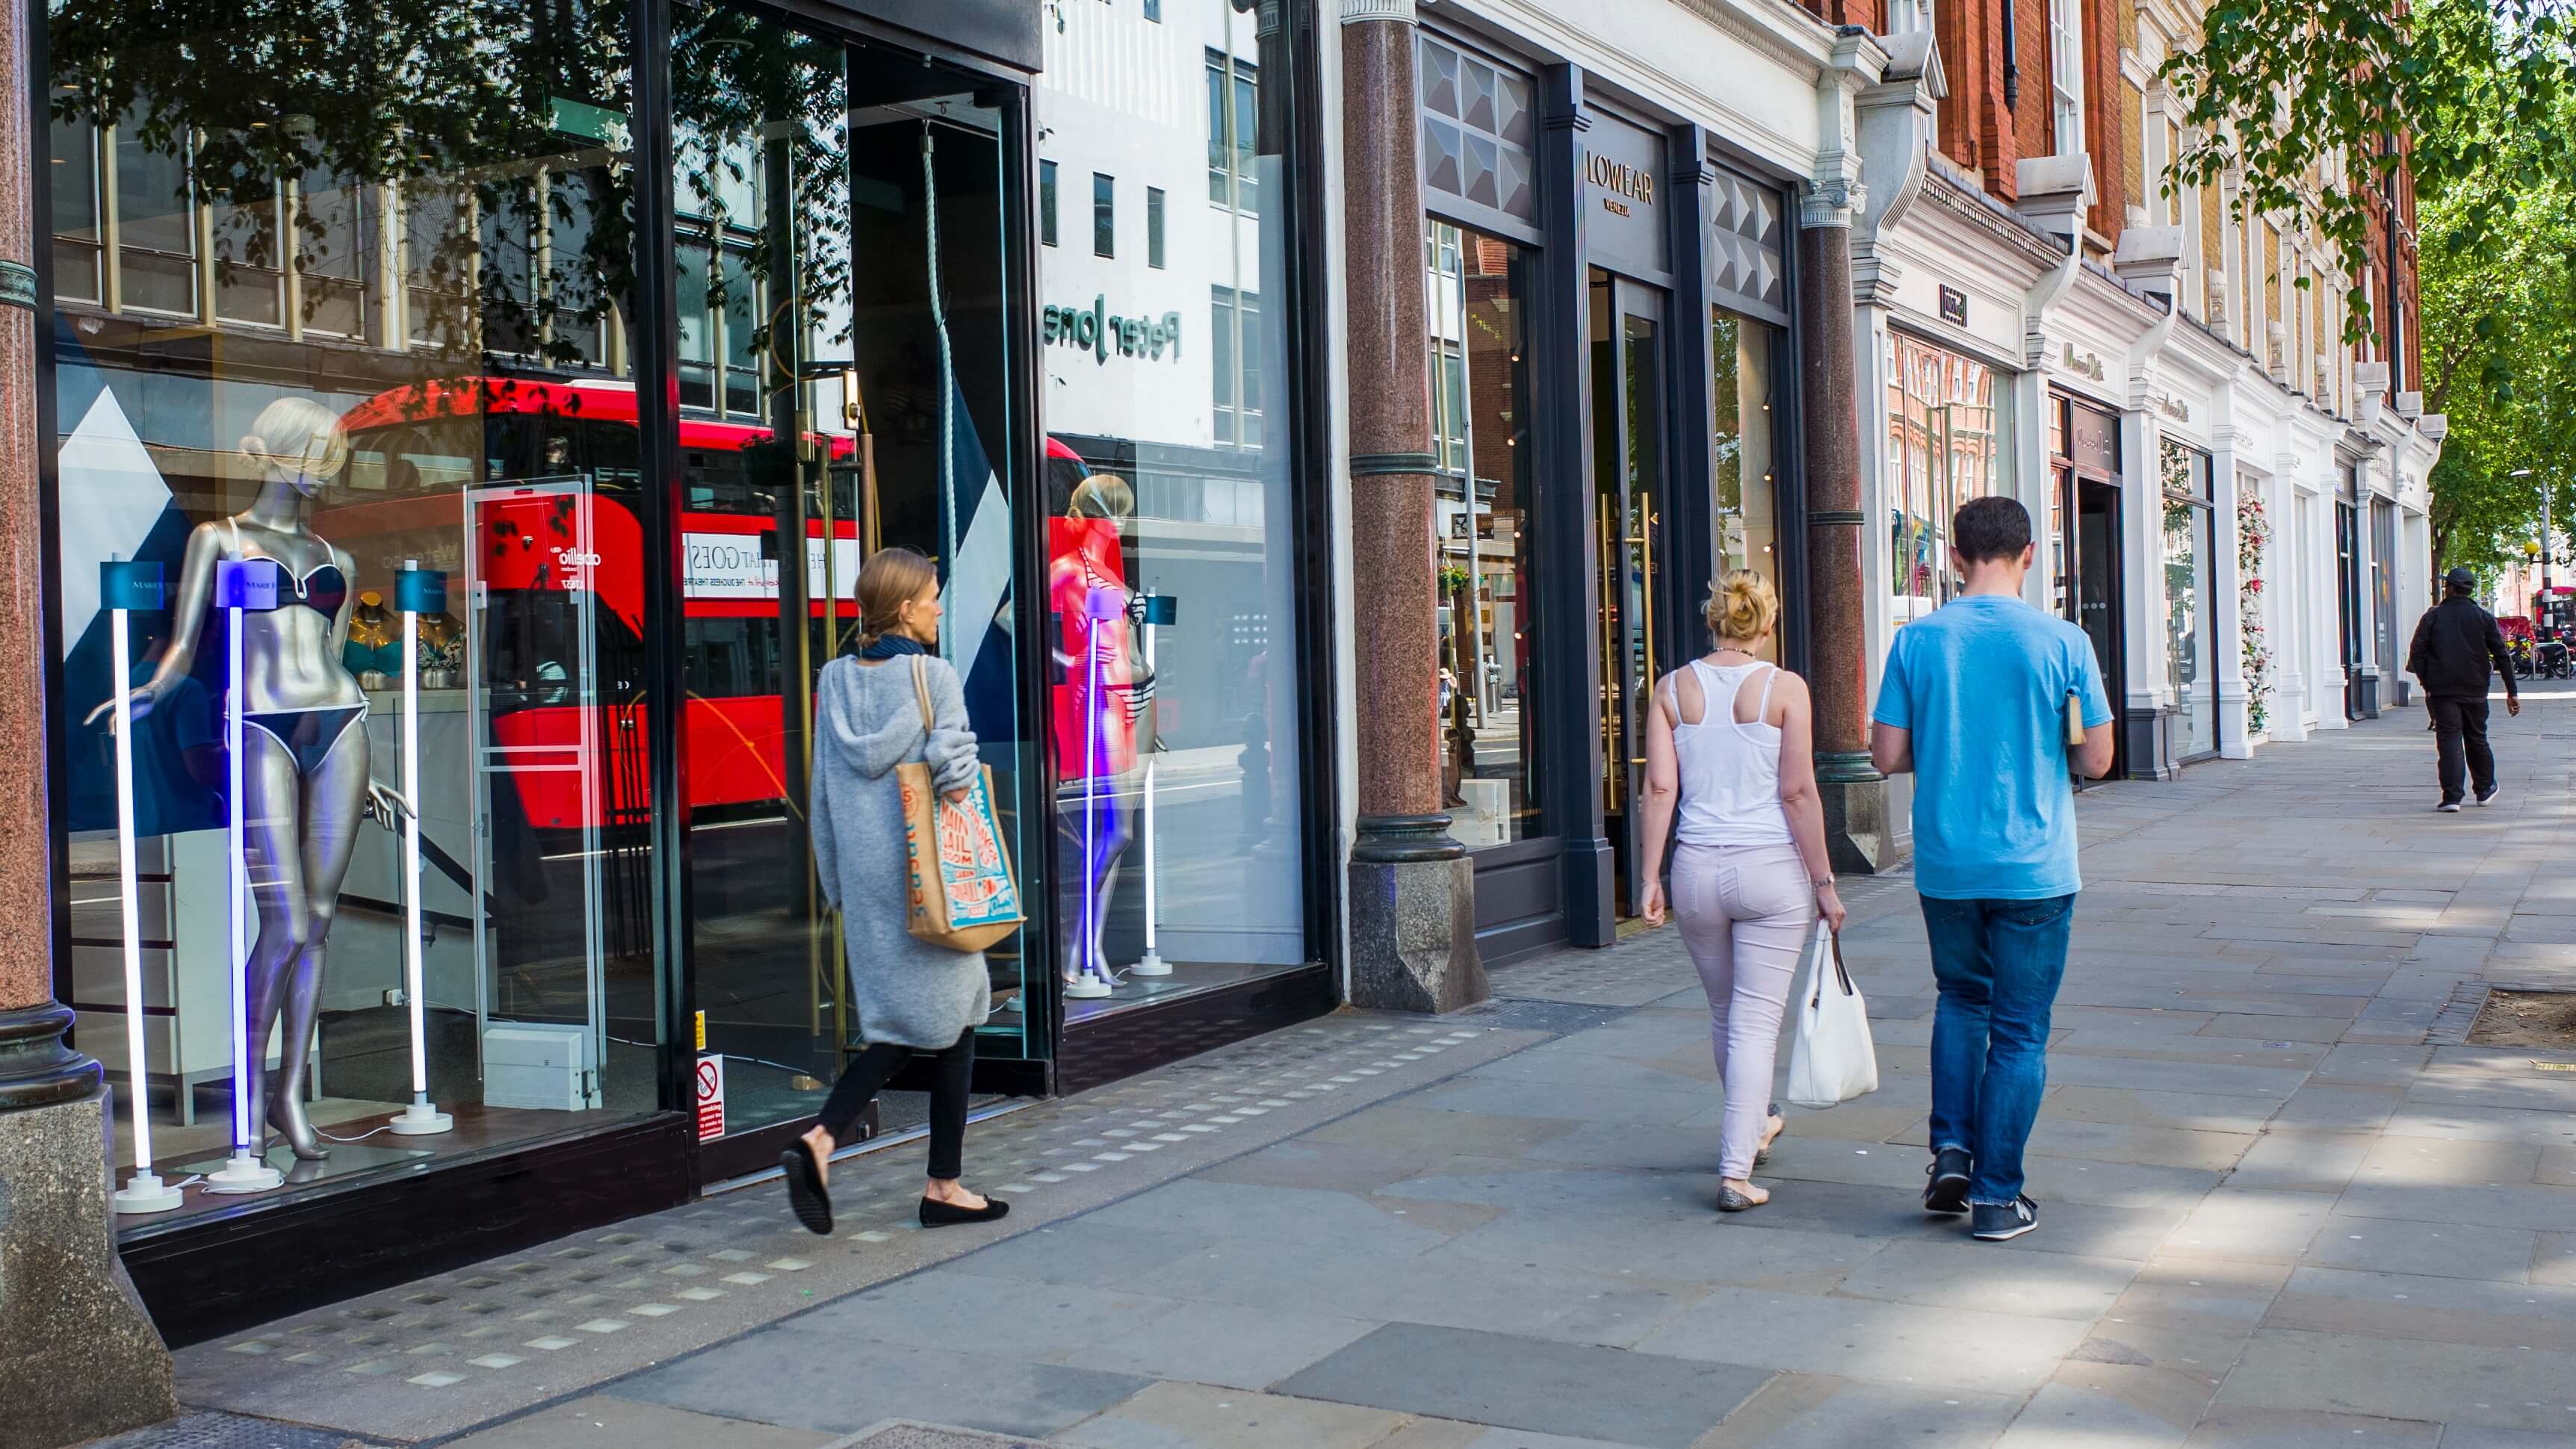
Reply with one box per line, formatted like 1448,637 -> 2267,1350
1922,893 -> 2077,1205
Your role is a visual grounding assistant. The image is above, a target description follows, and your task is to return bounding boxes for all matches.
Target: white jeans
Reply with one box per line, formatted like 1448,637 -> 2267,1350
1671,840 -> 1815,1179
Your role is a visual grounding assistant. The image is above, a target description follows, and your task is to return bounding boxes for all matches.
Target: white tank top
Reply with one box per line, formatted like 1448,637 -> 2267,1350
1674,659 -> 1793,848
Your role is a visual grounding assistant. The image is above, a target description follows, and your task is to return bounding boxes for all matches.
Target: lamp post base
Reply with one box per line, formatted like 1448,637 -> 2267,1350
0,1089 -> 179,1446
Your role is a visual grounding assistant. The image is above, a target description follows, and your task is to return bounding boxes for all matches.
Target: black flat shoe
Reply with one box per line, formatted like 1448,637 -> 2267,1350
1754,1106 -> 1786,1167
1715,1184 -> 1765,1213
781,1146 -> 832,1235
919,1194 -> 1010,1228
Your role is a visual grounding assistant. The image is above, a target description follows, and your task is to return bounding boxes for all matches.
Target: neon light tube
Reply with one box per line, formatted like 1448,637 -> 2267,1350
390,565 -> 451,1136
205,560 -> 281,1192
1132,590 -> 1168,977
104,561 -> 182,1212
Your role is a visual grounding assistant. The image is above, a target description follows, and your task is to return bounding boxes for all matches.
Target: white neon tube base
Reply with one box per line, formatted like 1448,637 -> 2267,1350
388,1098 -> 453,1135
1065,974 -> 1114,999
203,1150 -> 283,1194
114,1170 -> 185,1214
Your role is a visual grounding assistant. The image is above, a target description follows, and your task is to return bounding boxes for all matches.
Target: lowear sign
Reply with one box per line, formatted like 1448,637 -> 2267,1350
1582,112 -> 1668,279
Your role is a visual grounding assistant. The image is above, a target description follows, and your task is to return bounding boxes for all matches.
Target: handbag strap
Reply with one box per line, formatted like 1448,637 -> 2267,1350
1809,922 -> 1857,1006
910,655 -> 935,736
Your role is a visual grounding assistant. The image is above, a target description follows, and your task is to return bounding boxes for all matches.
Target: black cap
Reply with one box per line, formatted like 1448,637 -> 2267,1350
2446,565 -> 2477,589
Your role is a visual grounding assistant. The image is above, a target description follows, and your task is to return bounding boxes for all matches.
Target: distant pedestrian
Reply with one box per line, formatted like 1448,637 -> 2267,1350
1869,497 -> 2114,1243
2408,565 -> 2520,812
1638,570 -> 1847,1214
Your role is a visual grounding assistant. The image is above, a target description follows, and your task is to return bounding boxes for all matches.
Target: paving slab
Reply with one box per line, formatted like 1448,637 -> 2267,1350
1276,1323 -> 1771,1449
1633,1284 -> 2091,1394
1048,1381 -> 1405,1449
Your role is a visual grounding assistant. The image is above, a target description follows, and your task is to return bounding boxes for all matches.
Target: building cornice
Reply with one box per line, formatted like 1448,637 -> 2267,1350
1914,160 -> 2069,270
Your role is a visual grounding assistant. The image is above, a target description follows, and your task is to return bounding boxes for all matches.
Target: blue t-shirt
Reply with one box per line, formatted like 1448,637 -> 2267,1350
1871,593 -> 2113,900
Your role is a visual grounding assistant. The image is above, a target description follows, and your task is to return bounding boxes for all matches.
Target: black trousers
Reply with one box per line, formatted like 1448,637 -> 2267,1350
2427,694 -> 2495,804
817,1031 -> 975,1181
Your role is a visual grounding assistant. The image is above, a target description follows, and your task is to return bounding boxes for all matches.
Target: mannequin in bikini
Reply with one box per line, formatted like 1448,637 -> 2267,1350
93,397 -> 409,1160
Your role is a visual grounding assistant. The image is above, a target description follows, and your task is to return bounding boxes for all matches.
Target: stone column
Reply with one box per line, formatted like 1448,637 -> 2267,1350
0,3 -> 180,1439
1339,0 -> 1483,1013
1798,177 -> 1895,873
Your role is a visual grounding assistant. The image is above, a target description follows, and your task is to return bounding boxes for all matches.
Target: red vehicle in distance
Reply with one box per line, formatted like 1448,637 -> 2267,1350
321,376 -> 861,830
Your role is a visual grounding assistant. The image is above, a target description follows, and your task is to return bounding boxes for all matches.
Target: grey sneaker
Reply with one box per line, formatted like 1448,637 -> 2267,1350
1923,1149 -> 1972,1214
1972,1195 -> 2039,1241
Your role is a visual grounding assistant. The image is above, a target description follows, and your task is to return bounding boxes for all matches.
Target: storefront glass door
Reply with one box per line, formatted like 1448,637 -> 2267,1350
1588,271 -> 1668,919
672,9 -> 1033,1161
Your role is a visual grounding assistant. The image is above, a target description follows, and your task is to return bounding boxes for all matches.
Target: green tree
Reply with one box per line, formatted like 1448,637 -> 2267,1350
2161,0 -> 2572,338
2410,100 -> 2576,574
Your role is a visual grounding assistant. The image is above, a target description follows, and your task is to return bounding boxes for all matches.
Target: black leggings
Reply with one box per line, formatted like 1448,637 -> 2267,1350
816,1031 -> 976,1182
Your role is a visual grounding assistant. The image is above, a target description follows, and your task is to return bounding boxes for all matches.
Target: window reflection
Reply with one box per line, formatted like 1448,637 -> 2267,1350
1886,333 -> 1998,623
1713,309 -> 1783,660
2161,439 -> 2217,757
1425,219 -> 1539,848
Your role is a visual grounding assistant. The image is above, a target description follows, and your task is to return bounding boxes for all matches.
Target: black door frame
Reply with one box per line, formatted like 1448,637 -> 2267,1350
2074,480 -> 2129,781
2056,394 -> 2125,781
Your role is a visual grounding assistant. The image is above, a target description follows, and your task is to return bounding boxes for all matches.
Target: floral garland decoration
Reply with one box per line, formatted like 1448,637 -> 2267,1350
2238,492 -> 2273,734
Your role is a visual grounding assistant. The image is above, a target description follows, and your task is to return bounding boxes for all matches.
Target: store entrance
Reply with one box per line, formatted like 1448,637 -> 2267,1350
2337,500 -> 2365,719
1589,270 -> 1671,920
675,9 -> 1034,1180
2072,478 -> 2127,779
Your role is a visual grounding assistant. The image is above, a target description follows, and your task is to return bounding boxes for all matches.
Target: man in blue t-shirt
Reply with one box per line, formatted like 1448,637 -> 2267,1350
1871,495 -> 2114,1243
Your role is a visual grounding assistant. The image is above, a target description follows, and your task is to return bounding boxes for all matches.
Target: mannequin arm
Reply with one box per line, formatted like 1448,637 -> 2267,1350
86,523 -> 223,725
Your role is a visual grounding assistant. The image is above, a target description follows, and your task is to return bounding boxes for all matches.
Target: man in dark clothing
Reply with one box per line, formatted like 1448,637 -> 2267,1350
2408,566 -> 2521,812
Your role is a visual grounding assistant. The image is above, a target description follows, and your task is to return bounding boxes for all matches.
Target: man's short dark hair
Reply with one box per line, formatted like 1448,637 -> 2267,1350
1953,495 -> 2033,565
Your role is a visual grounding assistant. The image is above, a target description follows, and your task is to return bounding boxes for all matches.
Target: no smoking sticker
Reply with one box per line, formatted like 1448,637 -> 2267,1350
696,1054 -> 725,1141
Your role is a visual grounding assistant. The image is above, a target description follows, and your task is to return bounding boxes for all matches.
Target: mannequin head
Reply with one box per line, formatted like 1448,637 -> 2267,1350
855,546 -> 942,649
241,397 -> 350,497
1068,474 -> 1134,533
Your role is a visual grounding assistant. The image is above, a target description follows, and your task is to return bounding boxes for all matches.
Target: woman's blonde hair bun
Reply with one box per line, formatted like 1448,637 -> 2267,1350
1704,568 -> 1779,643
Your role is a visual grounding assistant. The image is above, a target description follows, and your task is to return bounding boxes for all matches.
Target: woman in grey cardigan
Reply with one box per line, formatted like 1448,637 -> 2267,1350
781,547 -> 1008,1236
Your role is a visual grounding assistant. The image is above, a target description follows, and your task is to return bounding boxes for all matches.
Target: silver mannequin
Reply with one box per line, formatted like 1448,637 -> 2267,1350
94,397 -> 406,1161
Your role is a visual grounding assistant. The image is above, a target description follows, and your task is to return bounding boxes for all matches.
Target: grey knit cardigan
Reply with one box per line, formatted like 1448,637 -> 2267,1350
808,653 -> 992,1050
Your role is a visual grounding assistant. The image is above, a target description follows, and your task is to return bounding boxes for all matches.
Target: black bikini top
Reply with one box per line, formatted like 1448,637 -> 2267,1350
226,521 -> 348,618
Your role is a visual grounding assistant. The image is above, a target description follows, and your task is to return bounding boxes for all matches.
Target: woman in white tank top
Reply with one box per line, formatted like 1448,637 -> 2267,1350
1638,570 -> 1848,1212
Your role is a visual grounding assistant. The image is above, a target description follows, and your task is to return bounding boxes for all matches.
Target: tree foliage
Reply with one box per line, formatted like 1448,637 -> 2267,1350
2164,0 -> 2576,577
2161,0 -> 2576,340
2416,153 -> 2576,574
44,0 -> 853,370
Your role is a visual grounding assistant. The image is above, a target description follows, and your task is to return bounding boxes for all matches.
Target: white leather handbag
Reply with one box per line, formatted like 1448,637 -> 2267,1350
1786,921 -> 1879,1108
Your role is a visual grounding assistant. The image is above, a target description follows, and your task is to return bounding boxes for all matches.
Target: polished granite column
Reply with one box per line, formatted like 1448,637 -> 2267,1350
1798,178 -> 1896,873
0,3 -> 179,1438
1340,0 -> 1483,1012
